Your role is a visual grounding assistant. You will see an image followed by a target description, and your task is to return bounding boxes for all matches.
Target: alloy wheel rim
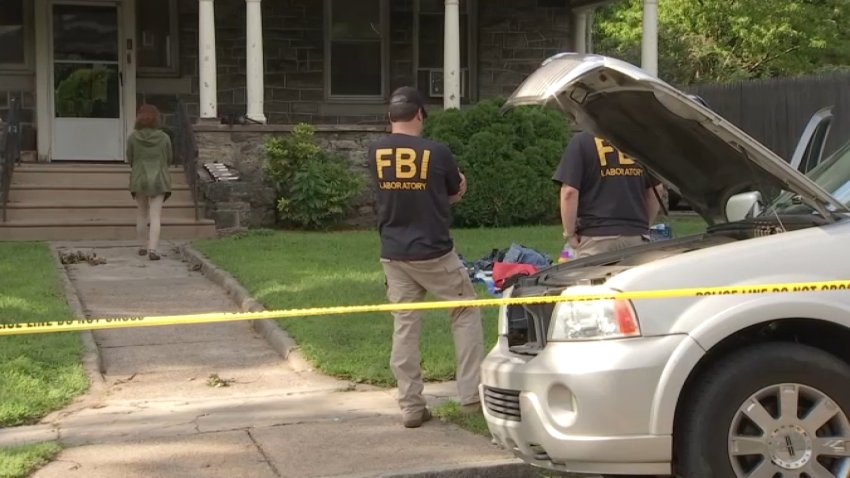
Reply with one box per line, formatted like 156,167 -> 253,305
728,383 -> 850,477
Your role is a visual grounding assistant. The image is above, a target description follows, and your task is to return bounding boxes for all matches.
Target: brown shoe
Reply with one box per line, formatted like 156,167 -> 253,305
138,249 -> 147,256
460,401 -> 482,414
149,251 -> 161,261
403,408 -> 432,429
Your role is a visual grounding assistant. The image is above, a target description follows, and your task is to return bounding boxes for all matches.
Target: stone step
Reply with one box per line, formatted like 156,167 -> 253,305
0,218 -> 217,241
15,163 -> 182,171
2,202 -> 200,222
8,185 -> 194,203
12,168 -> 188,187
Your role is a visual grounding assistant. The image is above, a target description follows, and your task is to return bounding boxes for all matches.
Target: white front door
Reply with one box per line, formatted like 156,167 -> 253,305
50,3 -> 124,161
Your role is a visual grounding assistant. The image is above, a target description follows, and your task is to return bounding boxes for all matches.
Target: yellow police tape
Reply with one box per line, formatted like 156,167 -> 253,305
2,279 -> 849,337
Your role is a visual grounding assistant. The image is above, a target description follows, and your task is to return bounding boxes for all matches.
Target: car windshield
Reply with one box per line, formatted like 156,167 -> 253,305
771,139 -> 850,214
805,140 -> 850,206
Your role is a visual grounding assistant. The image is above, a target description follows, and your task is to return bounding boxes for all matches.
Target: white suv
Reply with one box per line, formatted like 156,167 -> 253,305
481,53 -> 850,478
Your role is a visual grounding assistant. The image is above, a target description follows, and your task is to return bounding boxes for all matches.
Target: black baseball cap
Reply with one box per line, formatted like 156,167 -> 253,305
388,86 -> 428,121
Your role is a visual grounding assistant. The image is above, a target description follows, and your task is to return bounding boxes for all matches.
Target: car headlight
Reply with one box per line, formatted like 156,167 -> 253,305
549,286 -> 640,341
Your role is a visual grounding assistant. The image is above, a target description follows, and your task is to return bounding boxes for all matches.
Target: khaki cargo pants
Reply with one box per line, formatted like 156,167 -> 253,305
381,251 -> 484,420
574,235 -> 645,259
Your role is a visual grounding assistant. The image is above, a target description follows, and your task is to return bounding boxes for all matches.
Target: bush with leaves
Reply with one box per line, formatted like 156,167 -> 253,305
594,0 -> 850,85
265,124 -> 364,229
423,98 -> 569,227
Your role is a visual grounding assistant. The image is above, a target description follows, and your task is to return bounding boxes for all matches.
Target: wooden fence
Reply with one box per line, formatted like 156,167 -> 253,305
686,72 -> 850,162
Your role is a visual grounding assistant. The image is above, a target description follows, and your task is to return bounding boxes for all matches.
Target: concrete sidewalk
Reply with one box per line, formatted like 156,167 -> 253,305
0,241 -> 543,478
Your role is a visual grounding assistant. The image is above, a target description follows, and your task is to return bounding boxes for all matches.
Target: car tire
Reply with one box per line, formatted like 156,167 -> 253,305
675,342 -> 850,478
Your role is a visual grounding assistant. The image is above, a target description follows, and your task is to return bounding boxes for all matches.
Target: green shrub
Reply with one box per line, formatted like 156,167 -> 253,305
423,98 -> 570,227
265,124 -> 364,230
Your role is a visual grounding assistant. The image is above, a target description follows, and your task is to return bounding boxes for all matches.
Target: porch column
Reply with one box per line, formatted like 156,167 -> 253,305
199,0 -> 218,119
641,0 -> 658,76
573,10 -> 588,54
245,0 -> 266,123
586,9 -> 595,53
34,0 -> 50,160
443,0 -> 461,110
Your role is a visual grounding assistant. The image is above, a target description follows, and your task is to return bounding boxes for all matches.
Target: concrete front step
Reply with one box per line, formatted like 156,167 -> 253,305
12,163 -> 186,187
12,168 -> 186,187
2,164 -> 216,241
3,202 -> 200,222
0,219 -> 217,241
8,186 -> 194,203
15,163 -> 182,171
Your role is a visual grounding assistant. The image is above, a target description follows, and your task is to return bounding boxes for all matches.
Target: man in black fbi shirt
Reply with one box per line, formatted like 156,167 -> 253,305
553,131 -> 664,259
368,86 -> 484,429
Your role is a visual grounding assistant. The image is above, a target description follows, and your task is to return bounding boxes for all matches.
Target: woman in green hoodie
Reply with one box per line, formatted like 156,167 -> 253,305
127,104 -> 172,260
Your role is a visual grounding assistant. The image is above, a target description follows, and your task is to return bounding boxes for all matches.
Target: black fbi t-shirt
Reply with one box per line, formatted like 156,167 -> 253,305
552,131 -> 659,236
368,133 -> 462,261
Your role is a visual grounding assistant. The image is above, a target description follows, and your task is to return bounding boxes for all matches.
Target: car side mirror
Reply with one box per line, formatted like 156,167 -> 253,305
726,191 -> 763,222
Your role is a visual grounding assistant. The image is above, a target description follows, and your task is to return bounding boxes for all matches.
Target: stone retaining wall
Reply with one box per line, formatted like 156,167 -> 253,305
195,124 -> 388,231
0,123 -> 6,184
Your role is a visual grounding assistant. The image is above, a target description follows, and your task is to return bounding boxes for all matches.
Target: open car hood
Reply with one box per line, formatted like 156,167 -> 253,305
503,53 -> 847,223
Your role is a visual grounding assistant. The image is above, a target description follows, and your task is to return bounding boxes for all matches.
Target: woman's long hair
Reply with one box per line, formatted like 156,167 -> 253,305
135,104 -> 161,130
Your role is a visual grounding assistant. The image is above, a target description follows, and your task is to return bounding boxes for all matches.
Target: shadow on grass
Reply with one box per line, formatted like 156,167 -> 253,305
0,243 -> 87,427
0,442 -> 61,478
433,400 -> 491,437
194,218 -> 706,386
195,229 -> 513,386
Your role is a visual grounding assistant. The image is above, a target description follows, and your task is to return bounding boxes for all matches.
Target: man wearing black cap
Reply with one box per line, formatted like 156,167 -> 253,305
367,86 -> 483,429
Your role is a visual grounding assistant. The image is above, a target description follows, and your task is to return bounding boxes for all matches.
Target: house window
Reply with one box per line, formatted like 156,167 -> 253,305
137,0 -> 179,76
415,0 -> 475,102
325,0 -> 388,99
0,0 -> 26,68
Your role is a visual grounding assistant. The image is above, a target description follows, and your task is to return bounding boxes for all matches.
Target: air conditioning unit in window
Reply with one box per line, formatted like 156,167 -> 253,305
428,69 -> 468,98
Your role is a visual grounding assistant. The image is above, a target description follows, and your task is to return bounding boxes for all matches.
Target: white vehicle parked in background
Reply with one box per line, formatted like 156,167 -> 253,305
480,53 -> 850,478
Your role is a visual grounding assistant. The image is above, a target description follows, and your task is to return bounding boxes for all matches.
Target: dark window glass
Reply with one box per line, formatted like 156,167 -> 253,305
416,0 -> 471,101
53,5 -> 118,62
137,0 -> 175,70
329,0 -> 383,96
0,0 -> 25,65
417,13 -> 468,69
52,5 -> 120,119
419,0 -> 465,14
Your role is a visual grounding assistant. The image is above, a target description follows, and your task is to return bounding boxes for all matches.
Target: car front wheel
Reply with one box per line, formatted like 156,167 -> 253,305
676,342 -> 850,478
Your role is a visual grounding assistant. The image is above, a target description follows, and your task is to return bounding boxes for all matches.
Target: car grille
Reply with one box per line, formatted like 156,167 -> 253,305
483,386 -> 521,421
507,303 -> 554,354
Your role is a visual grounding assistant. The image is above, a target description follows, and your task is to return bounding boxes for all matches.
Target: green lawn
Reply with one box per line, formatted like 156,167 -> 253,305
433,401 -> 491,437
0,243 -> 88,427
195,217 -> 705,386
0,442 -> 61,478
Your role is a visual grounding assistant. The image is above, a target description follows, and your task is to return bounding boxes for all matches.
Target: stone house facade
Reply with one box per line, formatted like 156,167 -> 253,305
0,0 -> 606,230
173,0 -> 585,125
